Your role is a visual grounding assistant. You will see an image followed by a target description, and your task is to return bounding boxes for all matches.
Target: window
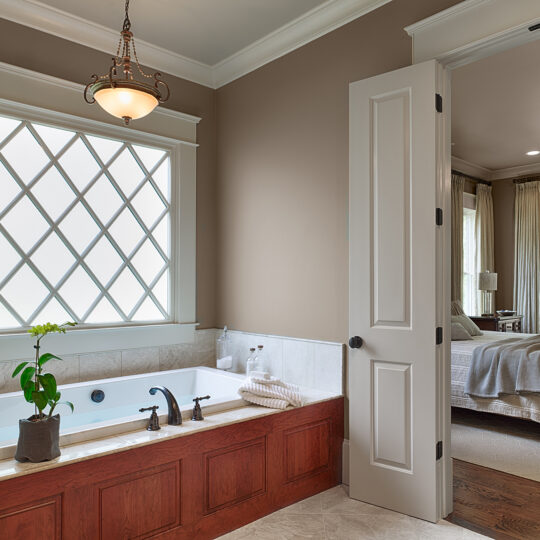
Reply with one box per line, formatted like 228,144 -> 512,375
462,194 -> 477,315
0,114 -> 172,330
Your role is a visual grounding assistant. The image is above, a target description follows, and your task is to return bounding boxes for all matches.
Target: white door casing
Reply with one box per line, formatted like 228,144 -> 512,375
348,59 -> 446,522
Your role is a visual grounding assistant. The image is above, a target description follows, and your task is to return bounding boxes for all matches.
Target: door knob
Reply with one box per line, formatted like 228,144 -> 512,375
349,336 -> 363,349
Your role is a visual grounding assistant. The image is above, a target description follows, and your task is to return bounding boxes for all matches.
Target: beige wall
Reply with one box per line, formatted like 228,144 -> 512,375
215,0 -> 461,343
0,19 -> 217,329
492,179 -> 514,310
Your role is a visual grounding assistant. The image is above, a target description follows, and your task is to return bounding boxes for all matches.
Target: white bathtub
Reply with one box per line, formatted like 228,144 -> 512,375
0,367 -> 246,460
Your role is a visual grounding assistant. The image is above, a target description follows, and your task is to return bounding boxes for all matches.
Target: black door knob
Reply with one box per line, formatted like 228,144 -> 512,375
349,336 -> 363,349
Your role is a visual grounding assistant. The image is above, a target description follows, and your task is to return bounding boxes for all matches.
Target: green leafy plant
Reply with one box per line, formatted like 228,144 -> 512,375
12,322 -> 77,420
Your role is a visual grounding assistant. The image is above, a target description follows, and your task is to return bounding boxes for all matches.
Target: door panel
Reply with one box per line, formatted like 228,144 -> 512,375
349,60 -> 443,522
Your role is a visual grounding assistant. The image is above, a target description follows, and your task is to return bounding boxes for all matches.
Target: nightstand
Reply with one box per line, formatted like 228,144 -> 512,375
469,315 -> 523,333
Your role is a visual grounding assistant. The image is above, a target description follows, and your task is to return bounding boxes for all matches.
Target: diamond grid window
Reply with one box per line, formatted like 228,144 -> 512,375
0,114 -> 172,330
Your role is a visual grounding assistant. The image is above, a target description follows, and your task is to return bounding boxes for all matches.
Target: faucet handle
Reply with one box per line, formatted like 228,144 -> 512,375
192,395 -> 211,421
139,405 -> 159,413
193,395 -> 210,403
139,405 -> 160,431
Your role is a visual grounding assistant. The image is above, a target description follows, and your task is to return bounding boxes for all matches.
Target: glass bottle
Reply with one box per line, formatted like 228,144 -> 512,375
255,345 -> 265,373
216,326 -> 231,362
246,347 -> 257,377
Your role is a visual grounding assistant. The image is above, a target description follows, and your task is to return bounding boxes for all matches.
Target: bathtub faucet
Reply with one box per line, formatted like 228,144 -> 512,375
149,386 -> 182,426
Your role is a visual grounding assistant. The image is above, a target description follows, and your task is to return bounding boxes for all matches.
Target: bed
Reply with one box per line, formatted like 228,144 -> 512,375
451,331 -> 540,423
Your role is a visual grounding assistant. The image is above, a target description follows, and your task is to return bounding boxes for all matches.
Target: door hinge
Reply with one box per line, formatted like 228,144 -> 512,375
436,440 -> 443,460
435,93 -> 443,113
436,327 -> 443,345
436,207 -> 443,226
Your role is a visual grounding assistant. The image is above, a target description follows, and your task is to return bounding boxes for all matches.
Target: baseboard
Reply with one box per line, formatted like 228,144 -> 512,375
342,439 -> 349,485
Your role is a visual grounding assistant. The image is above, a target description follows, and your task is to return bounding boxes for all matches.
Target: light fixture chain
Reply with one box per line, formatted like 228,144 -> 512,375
131,38 -> 154,79
123,0 -> 131,31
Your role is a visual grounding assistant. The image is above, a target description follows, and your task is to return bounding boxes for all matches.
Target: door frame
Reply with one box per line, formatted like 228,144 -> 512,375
405,0 -> 540,518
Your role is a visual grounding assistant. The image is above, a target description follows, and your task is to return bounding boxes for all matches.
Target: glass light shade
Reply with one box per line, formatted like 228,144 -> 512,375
94,87 -> 158,121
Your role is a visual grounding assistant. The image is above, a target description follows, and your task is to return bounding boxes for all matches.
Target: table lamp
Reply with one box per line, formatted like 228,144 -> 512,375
478,271 -> 497,316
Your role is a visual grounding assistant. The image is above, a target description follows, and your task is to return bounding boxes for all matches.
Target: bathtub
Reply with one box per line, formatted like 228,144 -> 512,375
0,366 -> 246,460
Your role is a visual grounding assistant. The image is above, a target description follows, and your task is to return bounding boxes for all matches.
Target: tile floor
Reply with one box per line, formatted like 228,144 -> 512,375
218,485 -> 486,539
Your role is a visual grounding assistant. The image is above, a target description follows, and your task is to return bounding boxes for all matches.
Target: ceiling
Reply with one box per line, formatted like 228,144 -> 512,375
452,37 -> 540,177
35,0 -> 328,66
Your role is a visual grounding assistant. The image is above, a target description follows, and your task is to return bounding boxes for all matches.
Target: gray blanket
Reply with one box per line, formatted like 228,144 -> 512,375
465,334 -> 540,398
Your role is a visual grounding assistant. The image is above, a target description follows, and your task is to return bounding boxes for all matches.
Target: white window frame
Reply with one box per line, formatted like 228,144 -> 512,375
0,98 -> 198,361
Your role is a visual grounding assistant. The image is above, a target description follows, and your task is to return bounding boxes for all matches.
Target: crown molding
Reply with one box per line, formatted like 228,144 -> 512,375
490,162 -> 540,181
0,0 -> 392,89
451,156 -> 491,180
0,61 -> 202,126
452,155 -> 540,181
0,0 -> 215,88
212,0 -> 392,88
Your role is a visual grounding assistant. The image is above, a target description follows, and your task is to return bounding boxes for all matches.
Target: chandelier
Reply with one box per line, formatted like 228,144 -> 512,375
84,0 -> 170,125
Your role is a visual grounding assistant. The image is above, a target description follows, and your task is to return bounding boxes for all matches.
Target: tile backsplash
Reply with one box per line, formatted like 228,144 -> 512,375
0,328 -> 344,396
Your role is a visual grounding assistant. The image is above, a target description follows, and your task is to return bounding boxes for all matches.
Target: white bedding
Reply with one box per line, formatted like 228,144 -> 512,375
451,331 -> 540,423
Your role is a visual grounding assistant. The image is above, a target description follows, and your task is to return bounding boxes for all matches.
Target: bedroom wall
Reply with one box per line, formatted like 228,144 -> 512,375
0,18 -> 218,329
215,0 -> 462,343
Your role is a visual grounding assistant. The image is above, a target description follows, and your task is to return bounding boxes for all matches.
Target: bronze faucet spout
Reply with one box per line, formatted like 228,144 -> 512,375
149,386 -> 182,425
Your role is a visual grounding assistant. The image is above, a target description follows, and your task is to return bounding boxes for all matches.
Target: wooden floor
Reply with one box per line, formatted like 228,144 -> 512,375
447,459 -> 540,540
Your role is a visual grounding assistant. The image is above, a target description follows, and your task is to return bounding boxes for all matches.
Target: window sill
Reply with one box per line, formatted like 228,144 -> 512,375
0,323 -> 198,362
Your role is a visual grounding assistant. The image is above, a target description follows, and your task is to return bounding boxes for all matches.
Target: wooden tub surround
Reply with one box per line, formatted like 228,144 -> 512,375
0,397 -> 343,539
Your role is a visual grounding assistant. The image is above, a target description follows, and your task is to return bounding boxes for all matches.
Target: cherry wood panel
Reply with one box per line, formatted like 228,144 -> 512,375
204,436 -> 266,514
0,398 -> 344,540
0,495 -> 61,539
98,462 -> 181,539
447,459 -> 540,540
283,419 -> 330,483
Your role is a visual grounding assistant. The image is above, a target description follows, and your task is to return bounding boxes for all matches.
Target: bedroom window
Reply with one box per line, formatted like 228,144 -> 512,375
462,194 -> 477,315
0,113 -> 171,330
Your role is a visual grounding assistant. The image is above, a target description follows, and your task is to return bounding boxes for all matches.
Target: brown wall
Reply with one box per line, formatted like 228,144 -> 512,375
0,19 -> 217,329
492,179 -> 514,310
215,0 -> 461,342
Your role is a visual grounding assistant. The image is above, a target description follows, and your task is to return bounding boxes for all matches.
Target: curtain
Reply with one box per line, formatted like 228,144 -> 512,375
514,181 -> 540,333
475,184 -> 495,313
451,174 -> 465,302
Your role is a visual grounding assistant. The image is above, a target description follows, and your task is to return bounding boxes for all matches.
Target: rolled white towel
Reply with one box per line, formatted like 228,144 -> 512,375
238,375 -> 303,409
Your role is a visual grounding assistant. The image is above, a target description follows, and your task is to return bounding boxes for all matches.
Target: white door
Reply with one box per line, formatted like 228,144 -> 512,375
349,60 -> 446,523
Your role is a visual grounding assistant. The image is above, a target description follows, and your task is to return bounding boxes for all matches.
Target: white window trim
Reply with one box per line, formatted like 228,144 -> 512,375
0,98 -> 198,360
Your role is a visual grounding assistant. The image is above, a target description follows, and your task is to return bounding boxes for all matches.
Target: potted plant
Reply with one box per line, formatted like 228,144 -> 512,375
11,322 -> 76,462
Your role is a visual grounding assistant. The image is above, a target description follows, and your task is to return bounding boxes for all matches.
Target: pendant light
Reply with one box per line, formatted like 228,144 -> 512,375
84,0 -> 170,125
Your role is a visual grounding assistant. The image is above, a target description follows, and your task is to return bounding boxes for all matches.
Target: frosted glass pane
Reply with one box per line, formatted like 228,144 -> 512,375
59,203 -> 100,254
152,271 -> 168,312
108,149 -> 144,196
109,268 -> 144,316
0,161 -> 21,213
131,182 -> 166,228
84,237 -> 123,286
33,124 -> 75,155
0,234 -> 21,283
1,264 -> 49,321
152,215 -> 169,256
31,297 -> 71,326
132,144 -> 166,171
0,117 -> 20,145
86,135 -> 122,164
109,208 -> 145,256
58,267 -> 100,318
133,297 -> 163,321
30,233 -> 76,287
84,174 -> 123,225
86,297 -> 123,323
31,166 -> 75,221
1,196 -> 49,252
58,138 -> 100,191
131,240 -> 166,285
0,302 -> 19,329
152,158 -> 170,202
1,127 -> 49,184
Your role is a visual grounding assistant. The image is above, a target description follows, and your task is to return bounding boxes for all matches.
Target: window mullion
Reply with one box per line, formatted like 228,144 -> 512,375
0,294 -> 25,327
0,121 -> 25,152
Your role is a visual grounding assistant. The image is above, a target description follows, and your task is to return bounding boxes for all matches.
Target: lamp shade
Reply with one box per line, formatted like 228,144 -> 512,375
94,86 -> 159,122
478,271 -> 498,291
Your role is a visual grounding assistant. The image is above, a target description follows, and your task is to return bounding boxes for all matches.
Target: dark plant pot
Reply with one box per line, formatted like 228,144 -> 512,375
14,414 -> 61,463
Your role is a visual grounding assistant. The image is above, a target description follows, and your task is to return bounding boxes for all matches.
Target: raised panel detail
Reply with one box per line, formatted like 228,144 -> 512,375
284,419 -> 330,483
204,437 -> 266,514
99,462 -> 180,540
371,360 -> 412,471
0,495 -> 61,539
370,89 -> 411,327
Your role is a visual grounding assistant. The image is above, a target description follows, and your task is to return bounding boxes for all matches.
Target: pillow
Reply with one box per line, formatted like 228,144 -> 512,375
451,322 -> 472,341
451,314 -> 483,336
451,300 -> 465,316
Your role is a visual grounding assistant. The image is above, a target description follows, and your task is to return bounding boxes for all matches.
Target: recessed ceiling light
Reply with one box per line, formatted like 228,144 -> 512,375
526,150 -> 540,156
